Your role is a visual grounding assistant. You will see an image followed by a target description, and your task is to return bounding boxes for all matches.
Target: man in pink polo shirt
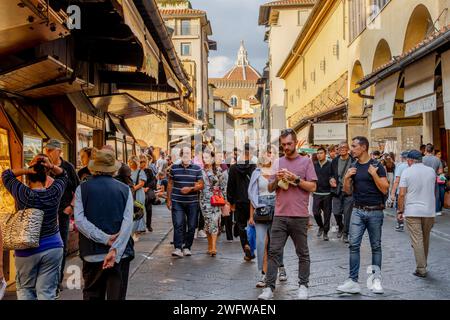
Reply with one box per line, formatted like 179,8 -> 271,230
258,129 -> 317,300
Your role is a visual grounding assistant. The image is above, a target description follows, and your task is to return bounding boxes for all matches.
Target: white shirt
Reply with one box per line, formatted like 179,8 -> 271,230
399,163 -> 436,218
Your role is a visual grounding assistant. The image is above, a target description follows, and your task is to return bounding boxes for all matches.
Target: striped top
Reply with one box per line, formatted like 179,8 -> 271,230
2,169 -> 67,255
169,162 -> 203,203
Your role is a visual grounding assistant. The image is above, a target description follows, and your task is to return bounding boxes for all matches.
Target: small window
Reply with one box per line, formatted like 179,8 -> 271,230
181,43 -> 191,56
230,96 -> 238,107
298,10 -> 309,26
181,20 -> 191,35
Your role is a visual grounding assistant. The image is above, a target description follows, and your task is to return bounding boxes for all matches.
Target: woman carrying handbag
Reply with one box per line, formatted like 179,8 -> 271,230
199,149 -> 227,257
1,155 -> 67,300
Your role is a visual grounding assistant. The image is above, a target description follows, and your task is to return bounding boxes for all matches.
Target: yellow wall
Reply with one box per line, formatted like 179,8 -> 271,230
126,113 -> 168,149
283,0 -> 348,123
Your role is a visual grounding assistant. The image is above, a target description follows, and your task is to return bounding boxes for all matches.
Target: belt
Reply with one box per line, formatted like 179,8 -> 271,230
354,205 -> 385,211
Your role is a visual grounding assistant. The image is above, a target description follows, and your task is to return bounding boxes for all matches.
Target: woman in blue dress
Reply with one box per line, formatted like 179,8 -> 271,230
128,156 -> 147,239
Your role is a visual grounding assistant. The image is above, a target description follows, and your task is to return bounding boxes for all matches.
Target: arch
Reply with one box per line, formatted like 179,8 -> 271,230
403,4 -> 433,53
230,95 -> 238,107
349,60 -> 365,117
372,39 -> 392,71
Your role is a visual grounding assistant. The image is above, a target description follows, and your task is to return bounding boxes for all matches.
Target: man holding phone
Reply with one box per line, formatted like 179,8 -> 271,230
258,129 -> 317,300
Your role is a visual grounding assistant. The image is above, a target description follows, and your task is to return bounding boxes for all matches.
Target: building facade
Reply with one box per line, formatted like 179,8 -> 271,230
259,0 -> 316,135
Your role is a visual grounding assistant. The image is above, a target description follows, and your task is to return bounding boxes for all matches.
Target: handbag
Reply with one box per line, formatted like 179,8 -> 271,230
254,205 -> 274,223
0,192 -> 44,250
437,174 -> 446,185
210,188 -> 226,207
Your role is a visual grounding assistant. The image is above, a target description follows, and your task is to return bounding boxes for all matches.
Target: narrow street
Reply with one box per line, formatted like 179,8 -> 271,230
63,207 -> 450,300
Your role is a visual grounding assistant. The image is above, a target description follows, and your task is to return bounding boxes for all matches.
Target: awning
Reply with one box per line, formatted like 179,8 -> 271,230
313,122 -> 347,145
0,56 -> 91,98
404,54 -> 437,117
107,113 -> 135,139
296,124 -> 311,148
89,93 -> 164,119
168,105 -> 201,125
371,72 -> 400,129
440,50 -> 450,130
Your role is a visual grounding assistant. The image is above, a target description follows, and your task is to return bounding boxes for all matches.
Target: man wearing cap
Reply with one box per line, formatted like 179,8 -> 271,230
390,151 -> 410,232
397,150 -> 436,278
74,149 -> 134,299
43,139 -> 80,295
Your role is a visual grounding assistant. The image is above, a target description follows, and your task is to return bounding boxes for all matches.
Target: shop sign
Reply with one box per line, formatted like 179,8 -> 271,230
314,122 -> 346,145
405,94 -> 437,117
371,72 -> 399,129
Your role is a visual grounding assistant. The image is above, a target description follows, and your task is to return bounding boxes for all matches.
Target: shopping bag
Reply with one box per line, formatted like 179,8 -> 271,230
246,224 -> 256,254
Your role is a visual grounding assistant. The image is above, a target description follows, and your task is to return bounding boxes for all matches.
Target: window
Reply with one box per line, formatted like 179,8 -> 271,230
180,19 -> 191,35
369,0 -> 390,20
181,43 -> 191,56
298,10 -> 309,26
230,96 -> 238,107
349,0 -> 367,42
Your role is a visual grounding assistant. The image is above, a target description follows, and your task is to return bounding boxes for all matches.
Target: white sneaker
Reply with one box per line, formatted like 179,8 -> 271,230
278,267 -> 287,282
436,211 -> 442,216
171,248 -> 183,257
0,278 -> 6,300
256,274 -> 266,288
183,248 -> 192,256
197,230 -> 207,238
297,285 -> 308,300
337,279 -> 361,294
258,287 -> 273,300
371,278 -> 384,294
132,234 -> 139,242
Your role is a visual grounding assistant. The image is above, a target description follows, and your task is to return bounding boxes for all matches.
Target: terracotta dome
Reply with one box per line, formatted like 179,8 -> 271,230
222,41 -> 261,81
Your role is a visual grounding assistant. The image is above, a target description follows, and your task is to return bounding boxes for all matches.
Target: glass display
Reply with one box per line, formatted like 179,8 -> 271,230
23,135 -> 42,167
77,124 -> 94,168
116,140 -> 124,163
0,128 -> 15,214
126,143 -> 134,160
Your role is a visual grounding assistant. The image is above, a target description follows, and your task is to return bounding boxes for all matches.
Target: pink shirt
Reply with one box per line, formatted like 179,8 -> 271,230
271,155 -> 317,217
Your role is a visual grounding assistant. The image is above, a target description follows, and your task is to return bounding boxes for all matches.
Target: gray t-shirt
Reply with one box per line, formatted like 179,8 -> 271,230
337,157 -> 351,183
423,155 -> 442,174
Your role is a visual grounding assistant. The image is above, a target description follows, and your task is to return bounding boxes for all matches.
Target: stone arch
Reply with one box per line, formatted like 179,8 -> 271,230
349,60 -> 365,117
403,4 -> 433,53
372,39 -> 392,71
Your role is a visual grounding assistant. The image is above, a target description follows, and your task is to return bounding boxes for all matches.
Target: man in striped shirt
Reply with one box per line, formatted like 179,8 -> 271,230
166,145 -> 204,257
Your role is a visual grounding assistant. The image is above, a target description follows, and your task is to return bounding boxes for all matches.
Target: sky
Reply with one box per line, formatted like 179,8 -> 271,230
189,0 -> 269,78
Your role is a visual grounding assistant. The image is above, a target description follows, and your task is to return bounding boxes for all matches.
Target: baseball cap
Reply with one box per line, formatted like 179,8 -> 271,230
44,139 -> 62,150
401,151 -> 409,158
407,150 -> 422,161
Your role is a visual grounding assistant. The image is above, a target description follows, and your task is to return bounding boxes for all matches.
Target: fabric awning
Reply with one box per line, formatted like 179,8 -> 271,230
371,72 -> 399,129
107,113 -> 135,139
89,93 -> 164,119
440,50 -> 450,130
313,122 -> 347,145
296,124 -> 311,148
404,54 -> 437,117
167,105 -> 201,125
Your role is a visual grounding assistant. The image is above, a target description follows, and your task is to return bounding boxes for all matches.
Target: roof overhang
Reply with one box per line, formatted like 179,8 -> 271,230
0,0 -> 70,56
0,55 -> 92,98
258,0 -> 316,26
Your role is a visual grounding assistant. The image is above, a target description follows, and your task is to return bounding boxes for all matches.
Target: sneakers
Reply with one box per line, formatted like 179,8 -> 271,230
371,278 -> 384,294
436,211 -> 442,216
278,267 -> 287,282
256,274 -> 266,288
317,228 -> 324,237
395,223 -> 404,232
243,244 -> 252,261
343,234 -> 349,243
197,230 -> 207,238
297,285 -> 308,300
337,279 -> 361,294
413,271 -> 427,278
258,287 -> 273,300
337,230 -> 343,239
183,248 -> 192,256
132,234 -> 139,242
323,233 -> 329,241
0,278 -> 6,300
171,248 -> 183,257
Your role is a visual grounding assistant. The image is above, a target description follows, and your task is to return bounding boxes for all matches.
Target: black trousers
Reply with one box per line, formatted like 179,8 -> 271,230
198,205 -> 205,230
312,194 -> 332,233
82,257 -> 131,300
234,203 -> 250,251
221,213 -> 234,241
58,212 -> 70,285
145,192 -> 153,229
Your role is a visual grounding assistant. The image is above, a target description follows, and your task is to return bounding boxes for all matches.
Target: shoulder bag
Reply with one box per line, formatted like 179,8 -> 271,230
254,205 -> 274,223
0,191 -> 44,250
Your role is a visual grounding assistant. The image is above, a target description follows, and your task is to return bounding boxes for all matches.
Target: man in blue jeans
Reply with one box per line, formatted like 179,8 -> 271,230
166,144 -> 204,257
337,136 -> 389,295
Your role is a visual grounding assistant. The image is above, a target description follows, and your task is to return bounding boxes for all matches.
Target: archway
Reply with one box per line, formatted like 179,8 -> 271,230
372,39 -> 392,71
403,4 -> 433,53
349,60 -> 365,117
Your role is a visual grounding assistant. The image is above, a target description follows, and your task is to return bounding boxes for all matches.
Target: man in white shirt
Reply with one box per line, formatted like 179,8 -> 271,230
397,150 -> 436,278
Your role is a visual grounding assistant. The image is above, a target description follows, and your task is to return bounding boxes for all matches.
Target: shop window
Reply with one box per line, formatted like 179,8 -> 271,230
0,127 -> 15,214
116,140 -> 125,163
126,143 -> 134,160
77,123 -> 94,169
23,135 -> 43,168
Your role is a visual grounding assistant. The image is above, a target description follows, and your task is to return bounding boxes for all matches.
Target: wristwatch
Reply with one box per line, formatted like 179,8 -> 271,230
294,176 -> 301,185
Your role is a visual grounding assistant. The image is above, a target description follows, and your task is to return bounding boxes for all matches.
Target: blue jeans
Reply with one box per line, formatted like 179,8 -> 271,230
349,209 -> 384,282
15,247 -> 63,300
172,201 -> 199,250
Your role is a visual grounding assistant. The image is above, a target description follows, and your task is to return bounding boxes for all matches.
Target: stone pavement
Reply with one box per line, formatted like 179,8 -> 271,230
3,205 -> 450,300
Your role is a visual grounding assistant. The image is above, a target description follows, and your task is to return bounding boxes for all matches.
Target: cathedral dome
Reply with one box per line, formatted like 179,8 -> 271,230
223,41 -> 261,81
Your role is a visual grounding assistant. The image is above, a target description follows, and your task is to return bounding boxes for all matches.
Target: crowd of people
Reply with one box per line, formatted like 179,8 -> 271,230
0,131 -> 449,301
